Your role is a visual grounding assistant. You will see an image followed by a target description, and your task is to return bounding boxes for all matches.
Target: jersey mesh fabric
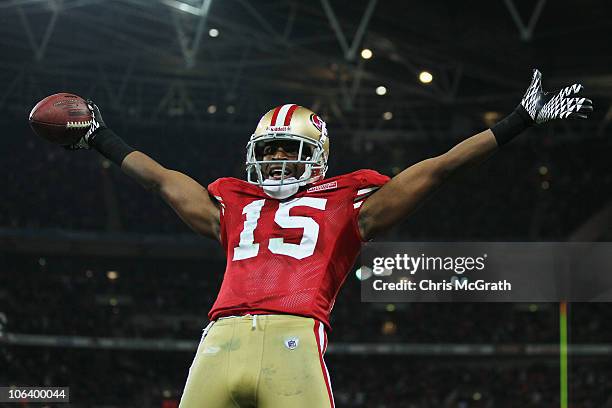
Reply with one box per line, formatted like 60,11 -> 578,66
207,169 -> 390,329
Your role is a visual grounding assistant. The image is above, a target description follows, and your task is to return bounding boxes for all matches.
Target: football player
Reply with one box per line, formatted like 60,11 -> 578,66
67,69 -> 591,407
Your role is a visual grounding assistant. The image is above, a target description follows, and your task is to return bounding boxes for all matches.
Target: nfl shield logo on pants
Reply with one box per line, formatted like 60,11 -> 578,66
284,337 -> 299,350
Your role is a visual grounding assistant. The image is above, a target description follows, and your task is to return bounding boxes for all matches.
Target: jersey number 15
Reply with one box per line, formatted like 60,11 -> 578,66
233,197 -> 327,261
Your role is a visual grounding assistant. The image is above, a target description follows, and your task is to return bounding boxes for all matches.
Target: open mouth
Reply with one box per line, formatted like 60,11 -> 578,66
267,165 -> 294,180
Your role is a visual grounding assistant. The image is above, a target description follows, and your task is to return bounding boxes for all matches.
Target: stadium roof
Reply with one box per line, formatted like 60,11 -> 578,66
1,0 -> 610,134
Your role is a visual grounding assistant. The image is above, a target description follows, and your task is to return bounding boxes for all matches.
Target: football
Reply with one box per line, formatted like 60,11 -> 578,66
29,93 -> 92,145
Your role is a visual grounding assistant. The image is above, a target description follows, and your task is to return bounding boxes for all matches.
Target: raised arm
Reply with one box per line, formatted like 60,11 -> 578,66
121,152 -> 220,240
358,69 -> 593,241
358,130 -> 497,240
69,102 -> 220,241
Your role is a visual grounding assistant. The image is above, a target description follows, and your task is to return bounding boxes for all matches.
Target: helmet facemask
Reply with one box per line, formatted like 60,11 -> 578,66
246,133 -> 328,188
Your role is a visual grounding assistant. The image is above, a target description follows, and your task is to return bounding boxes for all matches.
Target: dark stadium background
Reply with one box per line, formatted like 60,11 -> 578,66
1,1 -> 611,407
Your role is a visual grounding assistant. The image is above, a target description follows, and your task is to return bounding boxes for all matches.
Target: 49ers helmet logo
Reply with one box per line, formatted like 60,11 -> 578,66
310,113 -> 327,136
310,114 -> 324,132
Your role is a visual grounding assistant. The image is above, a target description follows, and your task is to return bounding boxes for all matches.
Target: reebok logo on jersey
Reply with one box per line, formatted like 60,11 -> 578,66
284,337 -> 299,350
307,181 -> 337,193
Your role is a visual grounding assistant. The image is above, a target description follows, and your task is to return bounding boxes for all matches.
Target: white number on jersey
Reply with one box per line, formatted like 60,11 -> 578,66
233,199 -> 265,261
232,197 -> 327,261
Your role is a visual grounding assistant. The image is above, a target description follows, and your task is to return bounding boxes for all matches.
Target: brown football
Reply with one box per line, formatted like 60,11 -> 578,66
29,93 -> 92,145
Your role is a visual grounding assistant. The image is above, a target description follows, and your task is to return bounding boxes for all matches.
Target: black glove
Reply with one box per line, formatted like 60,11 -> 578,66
492,69 -> 594,145
65,100 -> 107,150
520,69 -> 593,125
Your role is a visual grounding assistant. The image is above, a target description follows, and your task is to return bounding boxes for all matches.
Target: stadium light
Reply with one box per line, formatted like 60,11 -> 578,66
360,48 -> 373,59
355,266 -> 372,280
382,320 -> 397,335
539,165 -> 548,175
207,105 -> 217,114
419,71 -> 433,84
483,111 -> 501,127
376,86 -> 387,96
226,105 -> 235,114
383,111 -> 393,120
209,28 -> 219,38
107,270 -> 119,280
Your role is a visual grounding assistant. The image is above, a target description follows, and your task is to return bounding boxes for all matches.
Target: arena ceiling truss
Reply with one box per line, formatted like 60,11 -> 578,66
0,0 -> 609,137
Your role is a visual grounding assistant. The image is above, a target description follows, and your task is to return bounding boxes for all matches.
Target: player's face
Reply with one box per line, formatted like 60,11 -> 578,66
259,140 -> 308,180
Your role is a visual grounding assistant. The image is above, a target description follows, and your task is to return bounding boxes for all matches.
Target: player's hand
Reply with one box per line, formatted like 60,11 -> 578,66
64,100 -> 107,150
520,69 -> 593,125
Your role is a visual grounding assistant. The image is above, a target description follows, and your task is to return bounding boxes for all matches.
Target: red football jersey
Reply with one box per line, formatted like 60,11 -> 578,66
207,169 -> 390,329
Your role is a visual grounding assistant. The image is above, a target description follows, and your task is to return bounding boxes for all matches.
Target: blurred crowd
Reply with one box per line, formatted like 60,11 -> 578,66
1,121 -> 611,240
2,347 -> 612,408
2,118 -> 612,408
2,254 -> 611,344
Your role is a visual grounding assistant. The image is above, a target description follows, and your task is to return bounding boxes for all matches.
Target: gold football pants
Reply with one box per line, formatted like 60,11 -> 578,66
179,314 -> 335,408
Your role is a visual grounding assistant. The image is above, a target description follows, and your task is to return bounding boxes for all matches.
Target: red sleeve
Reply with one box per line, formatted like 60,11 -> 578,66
207,178 -> 227,248
349,169 -> 390,242
207,178 -> 224,203
353,169 -> 391,190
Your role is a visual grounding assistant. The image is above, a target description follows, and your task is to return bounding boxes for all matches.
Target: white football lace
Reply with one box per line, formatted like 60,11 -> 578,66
66,120 -> 92,128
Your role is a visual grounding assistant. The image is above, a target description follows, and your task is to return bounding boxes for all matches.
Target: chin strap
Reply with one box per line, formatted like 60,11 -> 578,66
262,178 -> 300,199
